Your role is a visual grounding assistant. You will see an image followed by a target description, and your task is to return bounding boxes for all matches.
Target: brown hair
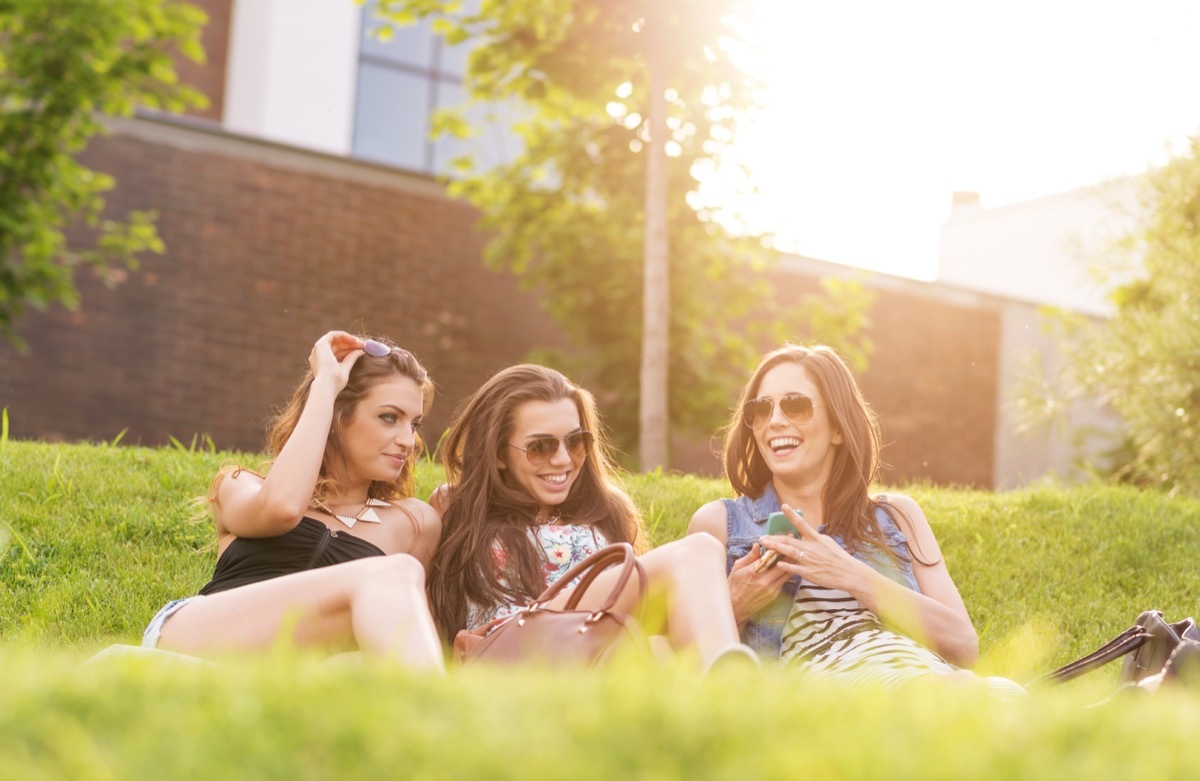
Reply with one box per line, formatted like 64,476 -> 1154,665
207,338 -> 433,507
722,344 -> 928,562
428,364 -> 644,639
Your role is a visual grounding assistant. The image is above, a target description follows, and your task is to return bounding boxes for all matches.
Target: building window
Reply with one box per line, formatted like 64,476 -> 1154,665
352,1 -> 519,176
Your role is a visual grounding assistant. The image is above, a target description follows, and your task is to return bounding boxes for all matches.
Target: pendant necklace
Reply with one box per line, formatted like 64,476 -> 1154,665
315,497 -> 389,529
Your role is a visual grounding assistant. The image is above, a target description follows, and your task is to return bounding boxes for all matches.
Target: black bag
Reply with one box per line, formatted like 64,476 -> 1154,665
1029,609 -> 1200,690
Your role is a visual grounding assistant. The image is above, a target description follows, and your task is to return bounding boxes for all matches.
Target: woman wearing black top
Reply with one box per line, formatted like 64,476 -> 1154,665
140,330 -> 443,670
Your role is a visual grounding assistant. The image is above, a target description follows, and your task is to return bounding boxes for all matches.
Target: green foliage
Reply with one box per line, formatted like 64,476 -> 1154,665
1016,136 -> 1200,497
0,0 -> 207,348
368,0 -> 811,454
6,439 -> 1200,677
795,275 -> 876,373
6,651 -> 1200,780
167,432 -> 216,453
5,441 -> 1200,777
621,468 -> 729,546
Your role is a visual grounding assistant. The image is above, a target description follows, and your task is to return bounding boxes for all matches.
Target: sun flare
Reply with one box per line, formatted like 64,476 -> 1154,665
727,0 -> 1200,280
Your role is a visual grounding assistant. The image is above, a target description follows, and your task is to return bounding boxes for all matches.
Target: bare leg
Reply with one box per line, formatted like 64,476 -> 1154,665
548,533 -> 743,668
157,554 -> 444,672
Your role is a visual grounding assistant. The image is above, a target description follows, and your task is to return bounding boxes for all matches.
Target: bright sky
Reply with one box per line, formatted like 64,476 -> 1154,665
738,0 -> 1200,280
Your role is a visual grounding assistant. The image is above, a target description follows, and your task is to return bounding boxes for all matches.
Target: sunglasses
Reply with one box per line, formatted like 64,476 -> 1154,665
362,339 -> 415,361
508,430 -> 594,466
741,393 -> 820,430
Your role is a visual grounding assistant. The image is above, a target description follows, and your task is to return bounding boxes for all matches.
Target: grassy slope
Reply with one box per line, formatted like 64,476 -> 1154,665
4,439 -> 1200,779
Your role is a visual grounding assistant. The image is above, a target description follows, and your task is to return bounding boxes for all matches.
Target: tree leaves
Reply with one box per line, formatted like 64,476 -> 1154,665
0,0 -> 207,348
1023,135 -> 1200,496
371,0 -> 874,457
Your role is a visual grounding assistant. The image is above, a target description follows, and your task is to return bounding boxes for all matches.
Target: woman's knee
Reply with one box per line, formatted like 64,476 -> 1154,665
642,533 -> 724,579
359,553 -> 426,589
662,532 -> 724,565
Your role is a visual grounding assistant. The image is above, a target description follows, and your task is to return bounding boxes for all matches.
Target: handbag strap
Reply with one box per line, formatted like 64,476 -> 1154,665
528,542 -> 645,614
1027,624 -> 1151,688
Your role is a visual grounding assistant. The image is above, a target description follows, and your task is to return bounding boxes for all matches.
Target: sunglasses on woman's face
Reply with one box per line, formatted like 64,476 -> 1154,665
508,430 -> 593,466
741,393 -> 820,430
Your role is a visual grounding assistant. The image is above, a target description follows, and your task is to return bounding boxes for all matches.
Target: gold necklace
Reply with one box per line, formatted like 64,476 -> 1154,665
314,497 -> 389,529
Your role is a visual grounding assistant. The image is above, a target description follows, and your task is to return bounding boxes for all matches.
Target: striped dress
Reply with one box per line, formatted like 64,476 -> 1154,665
780,581 -> 959,688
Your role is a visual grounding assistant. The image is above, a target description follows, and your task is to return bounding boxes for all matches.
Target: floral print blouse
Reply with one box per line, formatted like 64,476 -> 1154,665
466,524 -> 610,630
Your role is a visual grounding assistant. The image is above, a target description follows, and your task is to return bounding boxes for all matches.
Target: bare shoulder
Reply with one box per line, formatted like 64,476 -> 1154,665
211,467 -> 264,535
877,492 -> 927,530
687,499 -> 729,543
878,492 -> 944,559
214,465 -> 263,500
393,496 -> 441,532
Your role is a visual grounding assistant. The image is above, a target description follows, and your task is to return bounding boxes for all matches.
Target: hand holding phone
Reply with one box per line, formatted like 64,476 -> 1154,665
754,510 -> 802,573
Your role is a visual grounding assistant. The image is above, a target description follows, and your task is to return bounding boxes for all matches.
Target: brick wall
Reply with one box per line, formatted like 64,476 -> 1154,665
0,117 -> 1000,487
855,285 -> 999,488
669,269 -> 1001,487
0,120 -> 567,455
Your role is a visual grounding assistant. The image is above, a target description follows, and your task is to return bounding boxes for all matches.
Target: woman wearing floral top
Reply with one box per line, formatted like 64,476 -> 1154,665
429,364 -> 754,670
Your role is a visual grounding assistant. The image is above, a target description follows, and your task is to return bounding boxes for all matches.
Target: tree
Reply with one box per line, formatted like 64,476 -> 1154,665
1015,135 -> 1200,496
638,11 -> 670,470
0,0 -> 207,348
371,0 -> 798,465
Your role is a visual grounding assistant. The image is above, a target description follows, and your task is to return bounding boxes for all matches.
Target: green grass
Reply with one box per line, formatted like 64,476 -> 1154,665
4,439 -> 1200,779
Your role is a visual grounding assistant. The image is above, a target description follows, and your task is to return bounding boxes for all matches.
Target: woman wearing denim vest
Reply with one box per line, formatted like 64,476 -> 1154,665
689,344 -> 1022,694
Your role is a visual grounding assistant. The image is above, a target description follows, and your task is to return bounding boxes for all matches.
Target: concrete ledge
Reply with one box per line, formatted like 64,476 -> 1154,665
105,112 -> 452,201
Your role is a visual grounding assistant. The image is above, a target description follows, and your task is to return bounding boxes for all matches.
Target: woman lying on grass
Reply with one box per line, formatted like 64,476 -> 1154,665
140,330 -> 444,671
689,344 -> 1023,695
427,364 -> 755,670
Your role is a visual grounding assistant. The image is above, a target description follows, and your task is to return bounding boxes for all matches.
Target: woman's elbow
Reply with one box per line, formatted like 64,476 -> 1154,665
252,495 -> 308,532
945,627 -> 980,668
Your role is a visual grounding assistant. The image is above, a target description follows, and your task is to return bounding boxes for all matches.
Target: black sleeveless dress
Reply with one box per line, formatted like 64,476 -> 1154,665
198,517 -> 385,595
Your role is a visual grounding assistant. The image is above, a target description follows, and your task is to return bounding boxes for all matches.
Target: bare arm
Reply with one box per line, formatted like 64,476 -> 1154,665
761,498 -> 979,667
402,498 -> 442,568
214,331 -> 365,542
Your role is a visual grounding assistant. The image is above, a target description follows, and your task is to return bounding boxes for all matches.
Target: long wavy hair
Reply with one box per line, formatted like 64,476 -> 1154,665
722,344 -> 929,561
428,364 -> 645,639
207,338 -> 433,508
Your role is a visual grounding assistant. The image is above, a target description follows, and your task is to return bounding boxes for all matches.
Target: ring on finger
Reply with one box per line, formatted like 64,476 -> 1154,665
796,550 -> 805,560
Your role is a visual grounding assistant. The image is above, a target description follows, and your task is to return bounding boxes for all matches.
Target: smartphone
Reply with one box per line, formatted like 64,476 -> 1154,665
765,511 -> 800,537
755,510 -> 801,573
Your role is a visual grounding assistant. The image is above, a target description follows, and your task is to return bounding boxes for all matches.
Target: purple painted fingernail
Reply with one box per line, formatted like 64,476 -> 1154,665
363,339 -> 391,357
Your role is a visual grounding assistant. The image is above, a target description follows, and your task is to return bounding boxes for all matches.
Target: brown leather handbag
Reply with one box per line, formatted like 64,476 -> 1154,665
453,542 -> 649,667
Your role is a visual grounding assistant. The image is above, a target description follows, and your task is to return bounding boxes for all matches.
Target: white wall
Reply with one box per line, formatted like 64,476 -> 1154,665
224,0 -> 362,155
936,181 -> 1139,487
992,302 -> 1122,490
938,181 -> 1140,317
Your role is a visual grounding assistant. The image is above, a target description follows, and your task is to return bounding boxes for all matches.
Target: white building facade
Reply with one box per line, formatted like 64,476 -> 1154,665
937,184 -> 1139,488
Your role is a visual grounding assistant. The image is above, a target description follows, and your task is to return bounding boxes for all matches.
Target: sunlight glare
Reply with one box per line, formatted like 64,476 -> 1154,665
733,0 -> 1200,280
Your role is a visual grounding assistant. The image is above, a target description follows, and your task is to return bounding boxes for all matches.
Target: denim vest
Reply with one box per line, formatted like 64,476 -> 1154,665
722,483 -> 919,660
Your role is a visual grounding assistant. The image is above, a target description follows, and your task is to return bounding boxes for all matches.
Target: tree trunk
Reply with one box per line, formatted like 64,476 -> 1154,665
639,42 -> 669,471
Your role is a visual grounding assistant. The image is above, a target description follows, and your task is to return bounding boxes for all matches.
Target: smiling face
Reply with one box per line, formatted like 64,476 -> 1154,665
500,397 -> 586,514
751,362 -> 843,486
338,376 -> 425,487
